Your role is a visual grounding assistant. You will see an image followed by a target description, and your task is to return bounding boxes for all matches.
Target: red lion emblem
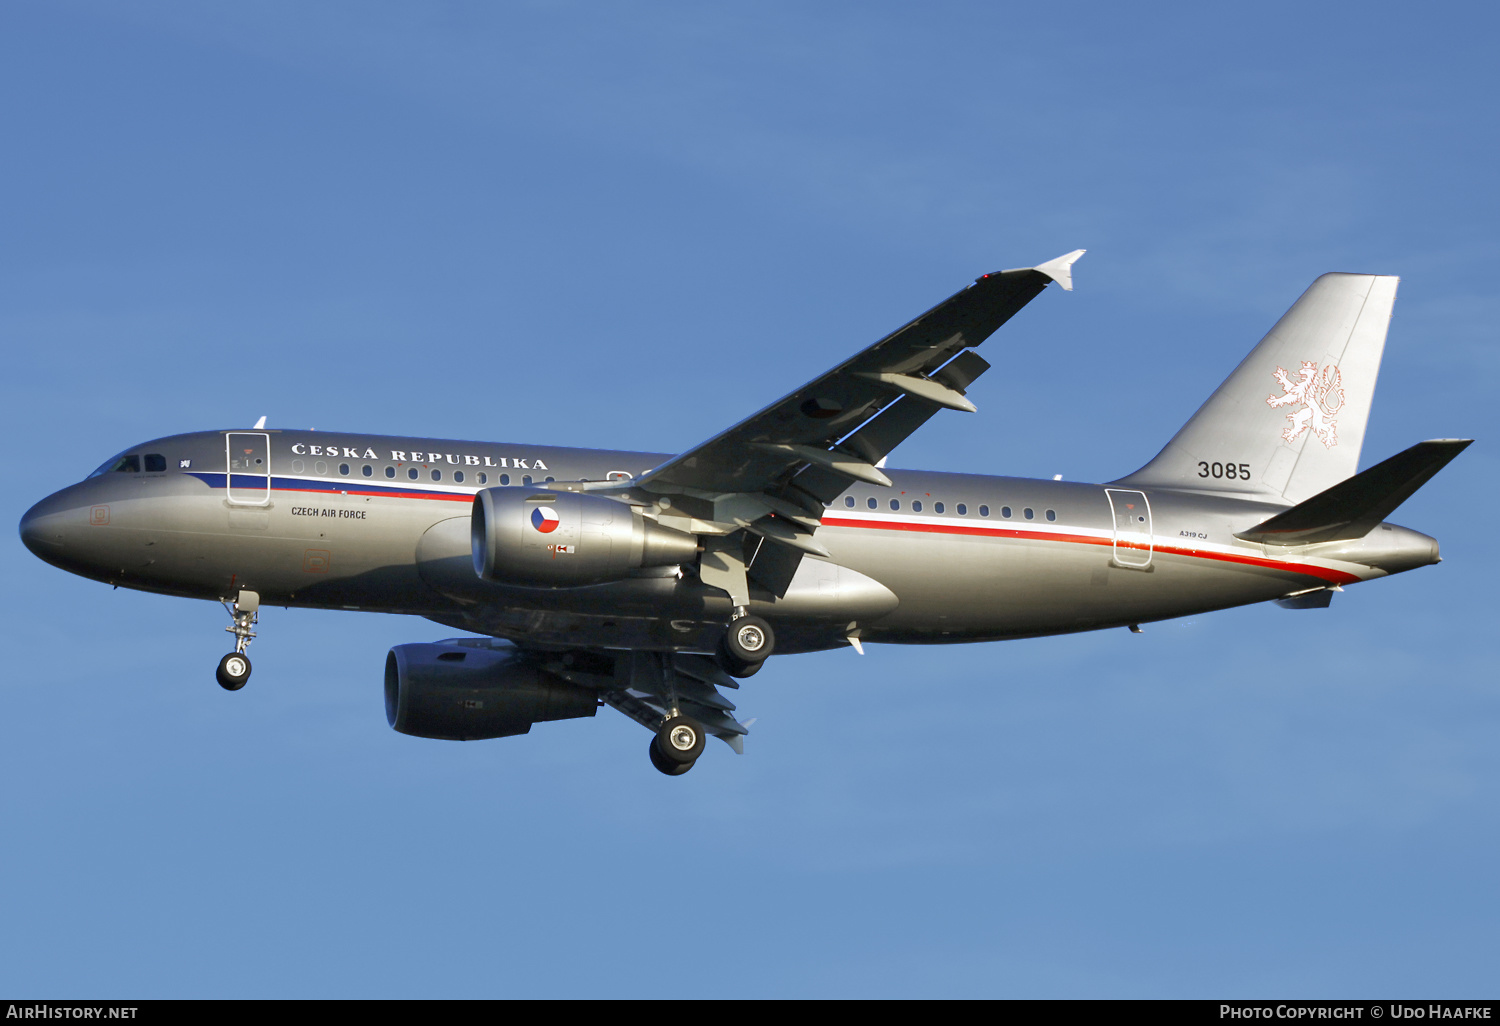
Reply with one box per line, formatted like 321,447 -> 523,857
1267,361 -> 1345,448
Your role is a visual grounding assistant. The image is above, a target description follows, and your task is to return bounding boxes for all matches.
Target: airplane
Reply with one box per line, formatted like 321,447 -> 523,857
19,252 -> 1471,775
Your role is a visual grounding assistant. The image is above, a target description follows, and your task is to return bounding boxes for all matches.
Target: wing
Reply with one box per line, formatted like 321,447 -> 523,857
638,251 -> 1084,504
563,251 -> 1084,603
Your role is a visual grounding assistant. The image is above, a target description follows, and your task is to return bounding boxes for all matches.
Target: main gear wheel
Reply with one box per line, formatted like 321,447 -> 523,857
723,614 -> 774,664
651,714 -> 705,773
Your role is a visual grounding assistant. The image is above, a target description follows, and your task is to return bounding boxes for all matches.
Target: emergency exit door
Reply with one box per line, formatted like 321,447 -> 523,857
226,432 -> 271,505
1105,488 -> 1153,568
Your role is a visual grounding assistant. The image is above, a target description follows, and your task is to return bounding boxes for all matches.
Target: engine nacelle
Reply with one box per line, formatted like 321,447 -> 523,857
385,641 -> 598,741
471,488 -> 698,586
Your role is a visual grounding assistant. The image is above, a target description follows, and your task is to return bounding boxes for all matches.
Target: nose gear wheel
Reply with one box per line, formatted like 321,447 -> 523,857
216,652 -> 252,691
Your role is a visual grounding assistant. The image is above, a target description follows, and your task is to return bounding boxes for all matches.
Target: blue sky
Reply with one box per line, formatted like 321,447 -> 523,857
2,0 -> 1496,997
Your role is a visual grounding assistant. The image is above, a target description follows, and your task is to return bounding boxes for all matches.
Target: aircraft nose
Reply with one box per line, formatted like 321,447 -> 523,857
19,493 -> 73,561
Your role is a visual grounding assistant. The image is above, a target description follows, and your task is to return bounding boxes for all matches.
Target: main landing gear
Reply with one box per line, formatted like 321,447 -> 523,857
649,714 -> 707,776
216,589 -> 259,691
716,612 -> 774,679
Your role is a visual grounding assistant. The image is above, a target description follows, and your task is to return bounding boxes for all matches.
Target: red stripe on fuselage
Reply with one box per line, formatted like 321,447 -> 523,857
261,486 -> 1362,586
818,515 -> 1362,585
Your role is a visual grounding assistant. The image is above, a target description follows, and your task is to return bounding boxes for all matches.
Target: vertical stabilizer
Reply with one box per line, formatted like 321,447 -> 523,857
1115,273 -> 1398,505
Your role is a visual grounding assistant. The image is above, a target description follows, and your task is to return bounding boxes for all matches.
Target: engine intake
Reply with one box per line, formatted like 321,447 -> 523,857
385,641 -> 598,741
472,488 -> 698,586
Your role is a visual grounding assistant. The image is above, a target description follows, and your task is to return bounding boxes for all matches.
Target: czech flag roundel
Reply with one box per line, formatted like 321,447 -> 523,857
530,506 -> 561,533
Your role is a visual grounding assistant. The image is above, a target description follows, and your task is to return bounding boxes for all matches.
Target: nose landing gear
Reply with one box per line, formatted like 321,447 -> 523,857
217,589 -> 259,691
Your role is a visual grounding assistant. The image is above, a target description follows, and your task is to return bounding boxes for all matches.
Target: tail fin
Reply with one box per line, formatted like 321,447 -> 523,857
1116,273 -> 1399,504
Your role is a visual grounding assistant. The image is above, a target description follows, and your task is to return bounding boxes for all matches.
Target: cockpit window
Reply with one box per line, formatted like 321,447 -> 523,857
88,453 -> 139,478
144,454 -> 166,472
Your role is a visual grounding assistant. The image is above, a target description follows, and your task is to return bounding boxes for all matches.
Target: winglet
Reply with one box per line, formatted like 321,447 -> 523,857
1033,249 -> 1086,292
253,415 -> 267,430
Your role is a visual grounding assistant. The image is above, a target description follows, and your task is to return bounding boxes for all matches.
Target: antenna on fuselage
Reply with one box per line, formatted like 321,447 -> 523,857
253,416 -> 267,429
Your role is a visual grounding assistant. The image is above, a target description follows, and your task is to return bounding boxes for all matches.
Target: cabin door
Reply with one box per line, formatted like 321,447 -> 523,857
226,432 -> 271,505
1105,488 -> 1153,568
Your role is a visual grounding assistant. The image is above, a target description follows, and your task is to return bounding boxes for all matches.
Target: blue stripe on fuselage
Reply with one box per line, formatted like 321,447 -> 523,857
186,472 -> 472,502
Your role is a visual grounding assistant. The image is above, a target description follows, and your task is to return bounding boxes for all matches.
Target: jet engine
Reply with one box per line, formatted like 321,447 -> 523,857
385,640 -> 598,741
471,488 -> 698,586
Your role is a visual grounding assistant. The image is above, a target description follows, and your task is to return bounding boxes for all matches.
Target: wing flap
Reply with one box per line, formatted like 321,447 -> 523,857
604,652 -> 752,743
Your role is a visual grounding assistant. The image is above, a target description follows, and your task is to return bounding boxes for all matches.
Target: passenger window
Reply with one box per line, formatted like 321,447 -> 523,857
890,499 -> 900,511
912,500 -> 922,512
979,505 -> 989,517
431,469 -> 442,482
362,465 -> 372,478
292,459 -> 305,474
144,454 -> 166,472
478,473 -> 488,484
385,466 -> 396,479
454,471 -> 465,484
315,461 -> 328,476
1001,506 -> 1012,518
1046,509 -> 1056,522
935,502 -> 945,514
844,496 -> 855,508
408,468 -> 419,480
339,463 -> 350,476
499,474 -> 509,486
1024,508 -> 1034,520
956,503 -> 967,516
545,476 -> 555,484
523,475 -> 533,486
867,497 -> 877,509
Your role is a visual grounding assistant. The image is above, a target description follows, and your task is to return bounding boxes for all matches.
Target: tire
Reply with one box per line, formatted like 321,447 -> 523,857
715,647 -> 763,679
649,740 -> 694,776
653,715 -> 705,765
726,657 -> 762,679
724,615 -> 774,663
216,652 -> 252,691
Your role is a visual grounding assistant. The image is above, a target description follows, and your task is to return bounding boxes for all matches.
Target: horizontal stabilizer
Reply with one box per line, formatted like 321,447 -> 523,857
1236,439 -> 1472,544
